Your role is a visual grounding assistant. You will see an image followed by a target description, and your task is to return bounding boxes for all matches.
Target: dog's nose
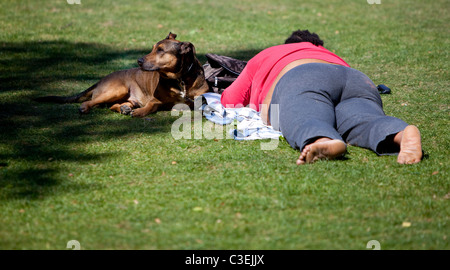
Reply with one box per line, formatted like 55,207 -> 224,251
137,58 -> 144,66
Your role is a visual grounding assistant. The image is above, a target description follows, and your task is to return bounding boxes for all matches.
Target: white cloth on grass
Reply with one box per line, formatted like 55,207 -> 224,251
198,93 -> 282,140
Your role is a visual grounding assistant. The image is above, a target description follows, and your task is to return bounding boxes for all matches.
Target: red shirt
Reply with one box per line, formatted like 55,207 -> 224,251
220,42 -> 350,111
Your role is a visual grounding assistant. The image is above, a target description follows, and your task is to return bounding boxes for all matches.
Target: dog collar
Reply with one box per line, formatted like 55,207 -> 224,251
178,79 -> 195,103
178,62 -> 195,103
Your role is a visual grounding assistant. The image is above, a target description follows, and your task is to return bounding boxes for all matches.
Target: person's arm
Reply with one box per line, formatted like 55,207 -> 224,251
220,62 -> 254,108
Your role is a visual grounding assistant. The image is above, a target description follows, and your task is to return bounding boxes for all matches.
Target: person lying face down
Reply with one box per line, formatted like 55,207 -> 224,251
221,30 -> 422,165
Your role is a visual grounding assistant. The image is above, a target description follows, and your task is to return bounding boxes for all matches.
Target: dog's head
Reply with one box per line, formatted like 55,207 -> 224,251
138,33 -> 196,79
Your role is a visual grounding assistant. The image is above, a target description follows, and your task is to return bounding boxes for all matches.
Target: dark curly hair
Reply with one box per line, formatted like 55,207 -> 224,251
284,30 -> 324,47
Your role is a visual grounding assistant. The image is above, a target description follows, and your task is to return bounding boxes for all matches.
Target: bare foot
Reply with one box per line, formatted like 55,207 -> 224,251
297,138 -> 347,165
397,125 -> 422,164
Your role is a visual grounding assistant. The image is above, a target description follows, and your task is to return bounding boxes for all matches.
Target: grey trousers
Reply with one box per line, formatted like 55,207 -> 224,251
269,63 -> 408,155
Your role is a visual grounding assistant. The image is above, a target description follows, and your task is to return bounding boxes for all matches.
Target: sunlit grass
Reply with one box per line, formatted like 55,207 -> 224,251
0,0 -> 448,250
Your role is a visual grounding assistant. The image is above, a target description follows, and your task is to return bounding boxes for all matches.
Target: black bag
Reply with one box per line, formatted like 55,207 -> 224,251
203,53 -> 247,94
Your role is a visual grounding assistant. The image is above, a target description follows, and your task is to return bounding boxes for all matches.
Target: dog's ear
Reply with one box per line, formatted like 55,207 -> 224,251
166,32 -> 177,40
179,42 -> 195,55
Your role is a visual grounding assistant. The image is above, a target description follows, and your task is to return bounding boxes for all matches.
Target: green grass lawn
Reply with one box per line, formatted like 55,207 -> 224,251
0,0 -> 448,250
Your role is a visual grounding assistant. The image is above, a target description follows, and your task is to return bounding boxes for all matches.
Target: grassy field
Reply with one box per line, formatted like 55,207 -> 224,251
0,0 -> 448,250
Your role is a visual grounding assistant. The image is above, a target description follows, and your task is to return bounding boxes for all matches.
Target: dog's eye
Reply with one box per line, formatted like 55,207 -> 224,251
157,47 -> 164,53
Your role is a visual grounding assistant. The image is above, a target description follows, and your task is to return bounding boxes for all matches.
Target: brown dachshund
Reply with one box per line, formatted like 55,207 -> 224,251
35,33 -> 209,117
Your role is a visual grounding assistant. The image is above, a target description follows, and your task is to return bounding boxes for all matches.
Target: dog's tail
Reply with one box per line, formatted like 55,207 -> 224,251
33,83 -> 98,104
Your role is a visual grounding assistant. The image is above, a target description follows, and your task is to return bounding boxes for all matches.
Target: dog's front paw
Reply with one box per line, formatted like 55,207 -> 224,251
120,105 -> 132,115
130,108 -> 146,118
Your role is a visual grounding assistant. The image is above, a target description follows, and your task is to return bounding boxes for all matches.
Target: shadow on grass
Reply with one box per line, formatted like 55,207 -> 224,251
0,40 -> 263,201
0,41 -> 149,93
0,41 -> 172,200
0,167 -> 105,200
